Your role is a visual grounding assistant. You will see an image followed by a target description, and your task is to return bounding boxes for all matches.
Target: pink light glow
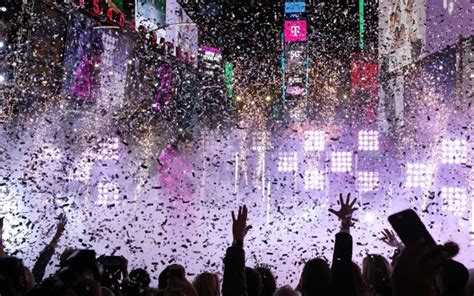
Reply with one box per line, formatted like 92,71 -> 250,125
284,21 -> 307,42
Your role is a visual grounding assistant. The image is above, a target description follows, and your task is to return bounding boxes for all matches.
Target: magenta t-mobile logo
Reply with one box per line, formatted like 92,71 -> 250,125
152,65 -> 173,112
290,25 -> 301,37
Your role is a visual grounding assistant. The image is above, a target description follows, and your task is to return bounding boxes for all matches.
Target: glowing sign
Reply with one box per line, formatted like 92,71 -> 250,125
284,21 -> 307,42
286,86 -> 305,95
284,2 -> 305,13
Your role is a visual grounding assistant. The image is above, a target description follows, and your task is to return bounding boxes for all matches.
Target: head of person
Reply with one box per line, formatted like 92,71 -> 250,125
160,264 -> 196,296
436,259 -> 469,296
273,285 -> 299,296
56,249 -> 101,286
122,268 -> 152,296
159,264 -> 186,291
130,268 -> 151,289
362,254 -> 392,295
30,249 -> 102,296
192,272 -> 220,296
297,258 -> 331,296
0,256 -> 31,296
59,247 -> 76,267
255,266 -> 276,296
246,267 -> 262,296
352,262 -> 369,296
440,241 -> 460,259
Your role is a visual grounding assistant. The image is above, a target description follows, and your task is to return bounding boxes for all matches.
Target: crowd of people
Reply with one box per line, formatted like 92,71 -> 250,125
0,194 -> 473,296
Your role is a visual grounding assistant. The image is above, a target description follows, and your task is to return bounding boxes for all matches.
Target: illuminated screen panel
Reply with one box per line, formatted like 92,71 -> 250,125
284,21 -> 307,42
285,2 -> 305,13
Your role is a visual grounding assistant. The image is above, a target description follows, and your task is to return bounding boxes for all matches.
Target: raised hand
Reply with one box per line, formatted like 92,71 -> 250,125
231,205 -> 252,242
381,228 -> 402,248
329,193 -> 358,228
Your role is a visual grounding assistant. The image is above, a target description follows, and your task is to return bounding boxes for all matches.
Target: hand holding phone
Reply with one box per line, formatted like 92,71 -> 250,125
388,209 -> 436,246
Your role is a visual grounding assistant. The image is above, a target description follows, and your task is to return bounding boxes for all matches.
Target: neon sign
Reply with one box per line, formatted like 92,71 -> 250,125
69,0 -> 127,28
284,21 -> 307,42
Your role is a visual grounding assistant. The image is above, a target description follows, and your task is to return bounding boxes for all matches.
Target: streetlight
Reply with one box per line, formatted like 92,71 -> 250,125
236,95 -> 243,101
265,95 -> 272,102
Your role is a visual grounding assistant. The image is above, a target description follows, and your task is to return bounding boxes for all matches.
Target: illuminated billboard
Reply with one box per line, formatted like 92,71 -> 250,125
69,0 -> 134,28
284,20 -> 307,42
284,2 -> 305,13
286,43 -> 306,68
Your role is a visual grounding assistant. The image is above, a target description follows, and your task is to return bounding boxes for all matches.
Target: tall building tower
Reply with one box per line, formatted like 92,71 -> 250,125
280,1 -> 309,124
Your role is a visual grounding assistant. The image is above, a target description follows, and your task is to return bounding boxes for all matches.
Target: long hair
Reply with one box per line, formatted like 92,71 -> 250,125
362,255 -> 392,296
297,258 -> 331,296
192,272 -> 220,296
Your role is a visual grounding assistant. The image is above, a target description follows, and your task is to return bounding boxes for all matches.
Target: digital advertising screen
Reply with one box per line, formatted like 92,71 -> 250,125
284,2 -> 305,14
284,20 -> 307,42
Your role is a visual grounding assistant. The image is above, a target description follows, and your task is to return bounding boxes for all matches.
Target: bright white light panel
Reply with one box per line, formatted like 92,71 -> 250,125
277,152 -> 297,172
97,181 -> 120,205
358,130 -> 379,151
97,137 -> 120,161
406,163 -> 434,188
357,171 -> 379,192
440,139 -> 467,164
304,169 -> 325,190
441,187 -> 468,217
331,152 -> 352,173
304,130 -> 325,151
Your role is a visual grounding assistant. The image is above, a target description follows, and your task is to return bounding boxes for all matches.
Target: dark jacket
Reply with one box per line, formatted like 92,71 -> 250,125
331,231 -> 357,296
222,245 -> 247,296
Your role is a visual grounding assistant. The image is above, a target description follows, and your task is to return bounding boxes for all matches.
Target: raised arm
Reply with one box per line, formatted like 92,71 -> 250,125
32,214 -> 67,283
329,193 -> 358,296
381,228 -> 405,265
222,205 -> 252,296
